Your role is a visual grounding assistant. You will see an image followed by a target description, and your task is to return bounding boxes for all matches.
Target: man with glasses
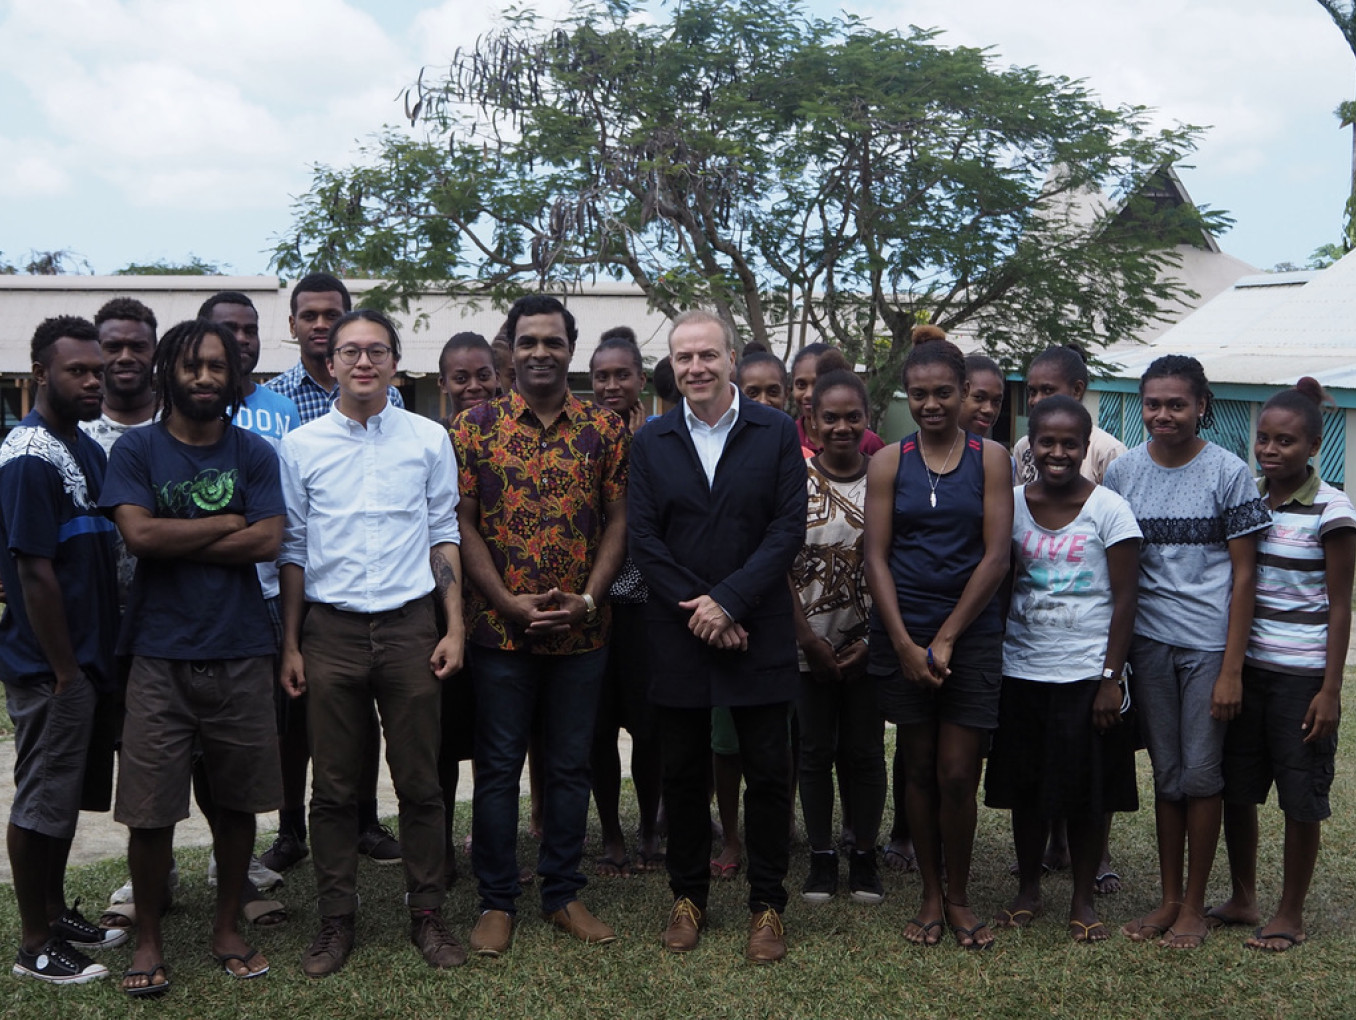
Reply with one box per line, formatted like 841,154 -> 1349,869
278,310 -> 466,977
263,273 -> 402,872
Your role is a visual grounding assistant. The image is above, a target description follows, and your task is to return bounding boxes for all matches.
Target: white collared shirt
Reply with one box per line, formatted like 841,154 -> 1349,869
683,385 -> 740,487
279,403 -> 460,613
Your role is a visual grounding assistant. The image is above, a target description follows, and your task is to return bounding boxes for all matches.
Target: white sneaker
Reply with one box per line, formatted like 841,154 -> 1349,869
207,853 -> 283,892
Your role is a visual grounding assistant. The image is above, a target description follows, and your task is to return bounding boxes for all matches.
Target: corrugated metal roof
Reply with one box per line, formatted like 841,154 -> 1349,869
1106,249 -> 1356,389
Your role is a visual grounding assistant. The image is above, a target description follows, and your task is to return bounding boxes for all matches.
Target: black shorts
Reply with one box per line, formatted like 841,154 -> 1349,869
984,675 -> 1138,818
1223,665 -> 1336,823
596,603 -> 659,742
874,631 -> 1002,730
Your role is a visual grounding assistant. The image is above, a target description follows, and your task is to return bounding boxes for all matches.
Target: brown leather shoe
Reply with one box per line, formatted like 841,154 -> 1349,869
469,909 -> 513,957
301,913 -> 355,978
410,910 -> 466,968
546,900 -> 617,944
746,907 -> 786,963
662,897 -> 704,953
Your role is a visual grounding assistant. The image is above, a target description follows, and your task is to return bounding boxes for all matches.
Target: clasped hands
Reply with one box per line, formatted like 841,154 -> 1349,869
678,594 -> 748,651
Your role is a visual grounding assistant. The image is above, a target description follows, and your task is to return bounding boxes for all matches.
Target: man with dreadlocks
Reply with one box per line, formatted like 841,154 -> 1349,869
100,320 -> 285,996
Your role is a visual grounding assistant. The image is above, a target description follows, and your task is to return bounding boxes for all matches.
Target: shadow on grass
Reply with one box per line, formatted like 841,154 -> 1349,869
3,719 -> 1355,1018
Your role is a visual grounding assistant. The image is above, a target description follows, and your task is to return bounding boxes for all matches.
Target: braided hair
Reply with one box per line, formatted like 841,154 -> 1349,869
1140,354 -> 1215,432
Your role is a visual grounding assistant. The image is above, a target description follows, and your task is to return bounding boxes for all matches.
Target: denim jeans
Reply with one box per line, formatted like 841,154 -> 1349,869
471,645 -> 607,914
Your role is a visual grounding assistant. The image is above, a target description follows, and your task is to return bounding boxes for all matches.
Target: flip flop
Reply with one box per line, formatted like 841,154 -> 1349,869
1070,920 -> 1109,943
904,917 -> 945,946
995,907 -> 1037,929
1093,871 -> 1121,895
1246,928 -> 1306,952
214,948 -> 269,979
951,921 -> 994,950
1121,919 -> 1167,942
595,855 -> 633,877
634,850 -> 666,873
1204,906 -> 1254,930
1160,927 -> 1208,950
882,846 -> 919,873
123,962 -> 170,998
709,859 -> 740,880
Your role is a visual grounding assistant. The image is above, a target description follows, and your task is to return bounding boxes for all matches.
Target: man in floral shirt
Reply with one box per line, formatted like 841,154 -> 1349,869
451,294 -> 628,958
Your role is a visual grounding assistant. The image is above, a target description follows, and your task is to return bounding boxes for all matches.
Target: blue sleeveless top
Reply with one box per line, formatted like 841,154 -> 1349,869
868,431 -> 1001,667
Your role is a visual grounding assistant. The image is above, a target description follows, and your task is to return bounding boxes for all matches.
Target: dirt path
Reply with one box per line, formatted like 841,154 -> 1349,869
0,734 -> 631,884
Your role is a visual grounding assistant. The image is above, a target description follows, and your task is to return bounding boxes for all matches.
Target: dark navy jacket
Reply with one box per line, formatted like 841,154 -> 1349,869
628,397 -> 807,708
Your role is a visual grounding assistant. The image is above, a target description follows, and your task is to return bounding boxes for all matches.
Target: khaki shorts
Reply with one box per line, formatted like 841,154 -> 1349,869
115,656 -> 281,829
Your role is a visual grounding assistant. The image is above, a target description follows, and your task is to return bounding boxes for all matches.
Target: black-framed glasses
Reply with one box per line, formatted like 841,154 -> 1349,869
333,344 -> 393,366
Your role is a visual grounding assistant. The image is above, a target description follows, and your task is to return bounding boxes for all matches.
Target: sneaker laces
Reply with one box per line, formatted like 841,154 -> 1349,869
40,938 -> 95,972
57,899 -> 99,937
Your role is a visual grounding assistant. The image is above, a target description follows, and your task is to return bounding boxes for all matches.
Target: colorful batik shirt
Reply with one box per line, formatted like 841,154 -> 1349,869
452,391 -> 629,654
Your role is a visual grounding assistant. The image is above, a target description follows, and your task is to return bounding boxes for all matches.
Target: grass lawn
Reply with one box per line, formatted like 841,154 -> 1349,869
2,695 -> 1355,1018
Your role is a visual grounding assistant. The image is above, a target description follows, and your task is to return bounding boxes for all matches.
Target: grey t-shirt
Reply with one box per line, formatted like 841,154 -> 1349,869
1103,441 -> 1270,651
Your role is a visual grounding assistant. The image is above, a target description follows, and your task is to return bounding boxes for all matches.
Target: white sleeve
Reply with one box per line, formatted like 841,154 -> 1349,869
278,434 -> 309,568
426,430 -> 461,547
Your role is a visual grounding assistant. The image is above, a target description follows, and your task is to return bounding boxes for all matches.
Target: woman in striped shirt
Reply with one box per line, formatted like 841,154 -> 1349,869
1213,378 -> 1355,952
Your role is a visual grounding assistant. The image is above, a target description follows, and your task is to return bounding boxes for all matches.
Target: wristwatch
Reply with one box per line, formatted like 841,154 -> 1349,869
581,593 -> 599,623
1101,667 -> 1121,681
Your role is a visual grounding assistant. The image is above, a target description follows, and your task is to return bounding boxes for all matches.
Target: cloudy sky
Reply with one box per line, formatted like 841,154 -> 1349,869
1,0 -> 1351,276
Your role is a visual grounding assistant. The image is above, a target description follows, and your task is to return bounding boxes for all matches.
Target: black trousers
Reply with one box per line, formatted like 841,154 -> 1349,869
661,702 -> 791,913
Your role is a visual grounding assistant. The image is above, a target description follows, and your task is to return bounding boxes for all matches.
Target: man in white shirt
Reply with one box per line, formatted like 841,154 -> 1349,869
265,273 -> 404,872
278,310 -> 466,977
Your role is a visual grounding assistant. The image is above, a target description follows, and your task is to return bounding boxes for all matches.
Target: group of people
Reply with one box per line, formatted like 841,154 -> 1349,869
1,277 -> 1346,999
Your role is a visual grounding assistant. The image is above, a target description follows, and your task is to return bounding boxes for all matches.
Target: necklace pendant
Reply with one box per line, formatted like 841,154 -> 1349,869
929,492 -> 937,508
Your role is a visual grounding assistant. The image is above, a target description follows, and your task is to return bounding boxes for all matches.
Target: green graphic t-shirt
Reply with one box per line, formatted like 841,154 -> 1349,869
100,421 -> 284,660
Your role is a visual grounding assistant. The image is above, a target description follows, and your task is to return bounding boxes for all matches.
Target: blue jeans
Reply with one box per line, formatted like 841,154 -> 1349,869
471,645 -> 606,914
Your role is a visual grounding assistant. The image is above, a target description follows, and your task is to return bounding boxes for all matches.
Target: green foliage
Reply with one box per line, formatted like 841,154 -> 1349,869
113,254 -> 225,276
0,248 -> 92,275
1316,0 -> 1356,48
273,0 -> 1226,422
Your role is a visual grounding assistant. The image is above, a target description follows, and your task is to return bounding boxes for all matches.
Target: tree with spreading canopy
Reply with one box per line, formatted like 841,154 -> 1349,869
272,0 -> 1226,419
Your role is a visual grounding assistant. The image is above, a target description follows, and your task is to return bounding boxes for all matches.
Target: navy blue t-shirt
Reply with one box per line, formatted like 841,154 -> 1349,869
100,420 -> 283,660
0,411 -> 119,689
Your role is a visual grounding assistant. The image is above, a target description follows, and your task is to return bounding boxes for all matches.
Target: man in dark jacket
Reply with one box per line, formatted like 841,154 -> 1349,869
628,310 -> 807,963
